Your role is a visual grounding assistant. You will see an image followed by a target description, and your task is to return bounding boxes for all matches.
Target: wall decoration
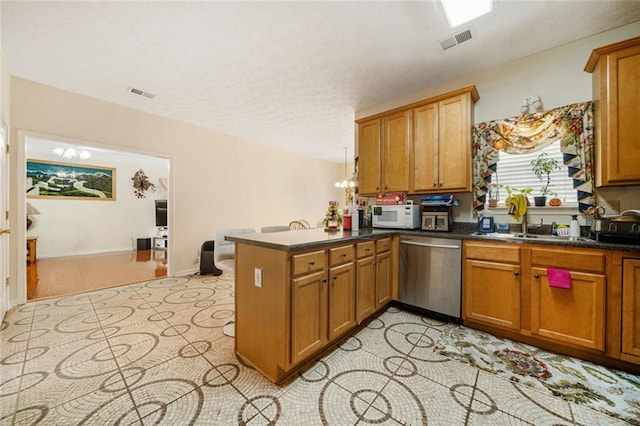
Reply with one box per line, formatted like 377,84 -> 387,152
131,168 -> 156,199
26,159 -> 116,200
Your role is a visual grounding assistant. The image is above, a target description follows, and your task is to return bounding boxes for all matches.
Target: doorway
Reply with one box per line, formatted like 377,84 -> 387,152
22,132 -> 171,300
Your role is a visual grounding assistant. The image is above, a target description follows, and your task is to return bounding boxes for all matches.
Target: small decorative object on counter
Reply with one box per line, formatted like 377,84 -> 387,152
323,201 -> 342,232
366,205 -> 373,230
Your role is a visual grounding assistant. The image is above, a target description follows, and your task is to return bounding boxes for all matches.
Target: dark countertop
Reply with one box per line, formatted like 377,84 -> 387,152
225,228 -> 397,252
226,223 -> 640,253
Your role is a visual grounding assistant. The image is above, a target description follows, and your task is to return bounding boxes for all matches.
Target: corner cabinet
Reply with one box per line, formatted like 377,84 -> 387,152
356,86 -> 478,196
585,36 -> 640,186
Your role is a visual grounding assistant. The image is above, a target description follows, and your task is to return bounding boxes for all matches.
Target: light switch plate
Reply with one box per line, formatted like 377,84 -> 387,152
254,268 -> 263,288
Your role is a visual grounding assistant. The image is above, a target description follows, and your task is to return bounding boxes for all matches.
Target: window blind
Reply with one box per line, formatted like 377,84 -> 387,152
495,143 -> 577,204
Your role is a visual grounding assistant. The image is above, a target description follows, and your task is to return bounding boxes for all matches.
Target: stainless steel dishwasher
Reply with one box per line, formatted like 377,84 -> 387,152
399,236 -> 462,322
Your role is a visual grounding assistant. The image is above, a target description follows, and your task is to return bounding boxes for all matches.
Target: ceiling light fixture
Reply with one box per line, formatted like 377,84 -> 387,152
53,147 -> 92,160
335,147 -> 356,189
441,0 -> 492,27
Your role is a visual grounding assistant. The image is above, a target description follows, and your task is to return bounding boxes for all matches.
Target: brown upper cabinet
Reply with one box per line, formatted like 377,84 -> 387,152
585,36 -> 640,186
356,86 -> 478,196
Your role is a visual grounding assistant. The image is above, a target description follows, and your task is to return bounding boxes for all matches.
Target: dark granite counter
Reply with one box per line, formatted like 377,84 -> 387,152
226,223 -> 640,253
225,228 -> 396,252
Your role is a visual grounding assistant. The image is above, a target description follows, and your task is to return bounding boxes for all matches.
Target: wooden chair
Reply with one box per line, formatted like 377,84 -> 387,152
289,220 -> 311,230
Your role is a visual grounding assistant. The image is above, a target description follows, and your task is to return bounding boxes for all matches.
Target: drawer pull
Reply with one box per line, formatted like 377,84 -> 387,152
534,274 -> 540,279
321,279 -> 328,284
513,271 -> 520,277
308,260 -> 315,266
341,253 -> 347,257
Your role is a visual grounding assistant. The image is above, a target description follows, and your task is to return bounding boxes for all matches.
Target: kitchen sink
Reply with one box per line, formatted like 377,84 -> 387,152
471,232 -> 589,242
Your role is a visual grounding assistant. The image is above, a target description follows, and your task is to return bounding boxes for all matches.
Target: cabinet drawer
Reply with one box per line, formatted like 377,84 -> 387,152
375,238 -> 391,253
464,241 -> 520,263
292,251 -> 325,276
356,241 -> 375,258
530,248 -> 605,274
329,245 -> 354,266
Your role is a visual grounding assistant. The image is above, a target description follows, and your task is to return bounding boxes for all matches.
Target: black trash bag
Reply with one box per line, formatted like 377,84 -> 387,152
200,240 -> 223,276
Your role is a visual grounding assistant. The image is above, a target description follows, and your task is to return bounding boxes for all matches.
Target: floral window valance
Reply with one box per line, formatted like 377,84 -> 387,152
472,101 -> 595,214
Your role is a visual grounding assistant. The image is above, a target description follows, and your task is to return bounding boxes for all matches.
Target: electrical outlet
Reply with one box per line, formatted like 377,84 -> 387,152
254,268 -> 263,288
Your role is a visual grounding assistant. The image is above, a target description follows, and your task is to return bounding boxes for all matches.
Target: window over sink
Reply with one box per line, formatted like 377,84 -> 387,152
495,142 -> 577,206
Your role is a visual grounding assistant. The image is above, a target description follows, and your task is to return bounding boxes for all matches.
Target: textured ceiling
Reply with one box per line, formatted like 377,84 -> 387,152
2,1 -> 640,163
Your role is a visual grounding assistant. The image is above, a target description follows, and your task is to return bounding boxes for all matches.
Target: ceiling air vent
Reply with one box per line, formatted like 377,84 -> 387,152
438,28 -> 473,51
127,86 -> 155,99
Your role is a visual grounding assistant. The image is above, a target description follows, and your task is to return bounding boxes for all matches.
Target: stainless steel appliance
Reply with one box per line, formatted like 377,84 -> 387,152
372,204 -> 421,229
421,195 -> 454,231
399,236 -> 461,321
590,209 -> 640,245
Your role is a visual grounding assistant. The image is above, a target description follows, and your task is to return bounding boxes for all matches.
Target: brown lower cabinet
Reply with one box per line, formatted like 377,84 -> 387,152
464,240 -> 640,372
236,236 -> 396,383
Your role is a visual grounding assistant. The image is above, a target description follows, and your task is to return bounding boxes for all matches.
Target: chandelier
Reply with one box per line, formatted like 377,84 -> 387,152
335,147 -> 356,189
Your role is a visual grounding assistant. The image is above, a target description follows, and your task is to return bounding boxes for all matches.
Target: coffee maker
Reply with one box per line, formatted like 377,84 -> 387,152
420,195 -> 455,231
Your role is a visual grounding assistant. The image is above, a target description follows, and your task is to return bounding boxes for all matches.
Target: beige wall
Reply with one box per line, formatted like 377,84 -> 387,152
9,78 -> 344,303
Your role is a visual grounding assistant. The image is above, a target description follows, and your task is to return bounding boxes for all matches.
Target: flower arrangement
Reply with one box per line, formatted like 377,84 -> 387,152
323,201 -> 342,231
131,169 -> 156,199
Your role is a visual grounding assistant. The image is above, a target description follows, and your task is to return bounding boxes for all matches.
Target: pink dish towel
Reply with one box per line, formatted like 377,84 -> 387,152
547,268 -> 571,289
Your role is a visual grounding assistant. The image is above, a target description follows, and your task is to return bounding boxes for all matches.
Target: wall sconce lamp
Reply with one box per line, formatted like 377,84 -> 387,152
520,95 -> 543,114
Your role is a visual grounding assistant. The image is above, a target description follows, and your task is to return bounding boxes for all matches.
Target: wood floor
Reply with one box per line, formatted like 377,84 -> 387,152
27,249 -> 168,300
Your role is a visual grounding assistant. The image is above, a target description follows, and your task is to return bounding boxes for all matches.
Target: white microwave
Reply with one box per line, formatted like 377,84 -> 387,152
372,204 -> 421,229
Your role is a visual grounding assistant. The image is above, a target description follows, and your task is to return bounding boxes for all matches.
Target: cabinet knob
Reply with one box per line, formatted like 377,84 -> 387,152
341,253 -> 347,257
513,271 -> 520,276
433,182 -> 437,187
321,279 -> 328,283
534,274 -> 540,279
309,260 -> 315,266
332,276 -> 337,280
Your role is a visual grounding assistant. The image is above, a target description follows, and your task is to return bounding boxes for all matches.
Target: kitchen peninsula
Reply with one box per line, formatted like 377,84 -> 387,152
226,228 -> 399,383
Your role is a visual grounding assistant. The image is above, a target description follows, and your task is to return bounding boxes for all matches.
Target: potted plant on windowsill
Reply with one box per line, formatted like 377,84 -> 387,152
530,152 -> 561,207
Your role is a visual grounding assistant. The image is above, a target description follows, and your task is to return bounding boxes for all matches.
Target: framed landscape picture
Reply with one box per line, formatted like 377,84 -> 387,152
26,159 -> 116,200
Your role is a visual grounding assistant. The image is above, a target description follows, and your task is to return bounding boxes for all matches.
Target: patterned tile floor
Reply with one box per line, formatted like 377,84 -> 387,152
0,273 -> 629,425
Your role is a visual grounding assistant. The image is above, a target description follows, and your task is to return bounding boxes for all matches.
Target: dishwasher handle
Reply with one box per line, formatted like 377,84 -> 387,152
400,240 -> 460,250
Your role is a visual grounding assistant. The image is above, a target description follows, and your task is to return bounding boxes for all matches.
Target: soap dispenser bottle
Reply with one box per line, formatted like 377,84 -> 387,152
569,215 -> 581,238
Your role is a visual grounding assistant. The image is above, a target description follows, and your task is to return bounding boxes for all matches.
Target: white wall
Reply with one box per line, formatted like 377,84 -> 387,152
357,21 -> 640,223
9,78 -> 344,305
26,144 -> 169,257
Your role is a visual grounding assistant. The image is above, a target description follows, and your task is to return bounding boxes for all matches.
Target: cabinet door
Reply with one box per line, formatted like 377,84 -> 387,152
382,110 -> 411,192
463,259 -> 521,330
438,93 -> 472,191
358,119 -> 381,195
597,43 -> 640,186
530,268 -> 605,351
376,251 -> 392,307
328,262 -> 356,341
356,256 -> 376,323
622,259 -> 640,358
411,103 -> 438,193
291,271 -> 328,365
